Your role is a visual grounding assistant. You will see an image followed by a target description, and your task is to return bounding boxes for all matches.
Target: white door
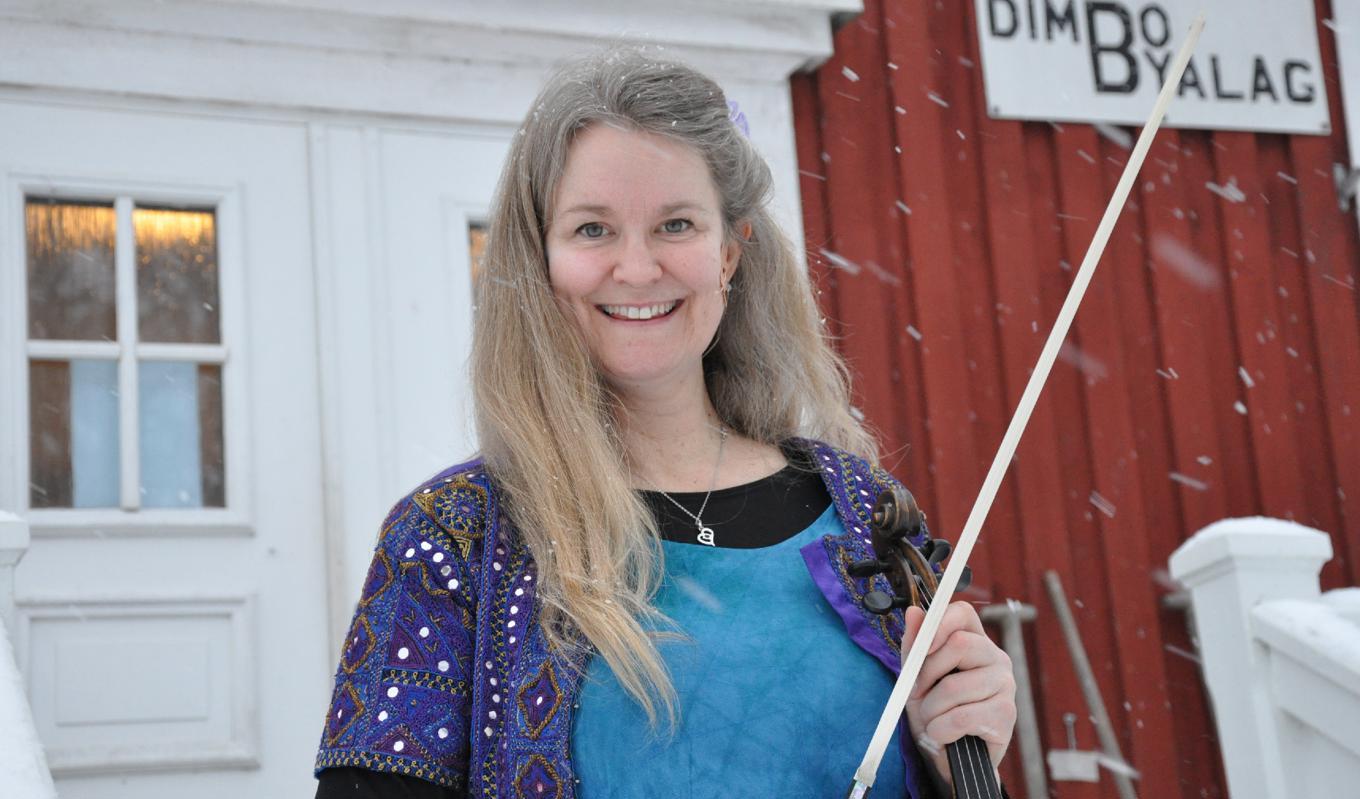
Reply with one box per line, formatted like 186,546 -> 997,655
0,99 -> 330,798
312,124 -> 510,635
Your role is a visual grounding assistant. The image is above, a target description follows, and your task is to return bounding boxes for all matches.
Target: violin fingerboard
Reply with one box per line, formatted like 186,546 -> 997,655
946,734 -> 1003,799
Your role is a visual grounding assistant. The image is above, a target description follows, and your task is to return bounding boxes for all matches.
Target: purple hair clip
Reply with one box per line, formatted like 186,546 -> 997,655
727,99 -> 750,137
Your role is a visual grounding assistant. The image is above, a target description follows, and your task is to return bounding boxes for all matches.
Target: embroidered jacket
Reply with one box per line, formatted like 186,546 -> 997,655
315,440 -> 935,798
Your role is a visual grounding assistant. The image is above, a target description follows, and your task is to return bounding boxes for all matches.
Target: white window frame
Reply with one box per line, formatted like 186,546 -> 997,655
1,173 -> 253,538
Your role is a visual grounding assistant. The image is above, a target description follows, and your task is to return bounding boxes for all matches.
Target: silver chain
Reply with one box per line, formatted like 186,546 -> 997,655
651,424 -> 727,546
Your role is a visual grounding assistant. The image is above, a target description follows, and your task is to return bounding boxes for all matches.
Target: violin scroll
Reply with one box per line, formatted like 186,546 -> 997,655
870,485 -> 924,543
852,487 -> 972,617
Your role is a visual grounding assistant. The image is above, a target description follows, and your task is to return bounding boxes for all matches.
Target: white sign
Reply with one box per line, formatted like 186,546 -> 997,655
975,0 -> 1331,135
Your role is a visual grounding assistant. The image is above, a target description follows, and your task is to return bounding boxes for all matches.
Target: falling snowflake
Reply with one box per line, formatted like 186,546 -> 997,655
1169,472 -> 1209,491
1205,179 -> 1247,203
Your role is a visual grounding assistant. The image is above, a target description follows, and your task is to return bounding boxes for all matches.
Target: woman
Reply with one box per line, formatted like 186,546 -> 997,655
315,48 -> 1016,798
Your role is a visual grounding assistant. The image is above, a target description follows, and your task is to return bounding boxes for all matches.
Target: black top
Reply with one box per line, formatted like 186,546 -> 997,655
315,455 -> 831,799
640,444 -> 832,548
316,768 -> 453,799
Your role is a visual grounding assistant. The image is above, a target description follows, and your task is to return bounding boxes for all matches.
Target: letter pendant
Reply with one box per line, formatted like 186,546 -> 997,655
697,526 -> 716,546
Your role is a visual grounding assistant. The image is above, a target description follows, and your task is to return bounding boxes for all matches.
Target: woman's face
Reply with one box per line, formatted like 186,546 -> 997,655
546,124 -> 740,396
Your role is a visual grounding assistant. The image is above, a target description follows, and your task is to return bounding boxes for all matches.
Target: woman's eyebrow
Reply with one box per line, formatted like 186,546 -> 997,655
556,201 -> 708,218
657,202 -> 705,216
558,203 -> 611,217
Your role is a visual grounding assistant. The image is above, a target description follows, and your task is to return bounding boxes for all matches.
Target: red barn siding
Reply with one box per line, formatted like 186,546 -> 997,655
793,1 -> 1360,796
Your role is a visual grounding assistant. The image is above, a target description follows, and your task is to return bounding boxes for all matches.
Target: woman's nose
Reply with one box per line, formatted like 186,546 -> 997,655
611,233 -> 663,285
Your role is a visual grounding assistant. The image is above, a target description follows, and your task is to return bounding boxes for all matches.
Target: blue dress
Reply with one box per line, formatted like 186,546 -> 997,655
572,505 -> 908,798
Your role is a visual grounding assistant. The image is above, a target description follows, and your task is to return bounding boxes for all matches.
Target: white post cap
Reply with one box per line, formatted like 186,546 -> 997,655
1170,516 -> 1332,587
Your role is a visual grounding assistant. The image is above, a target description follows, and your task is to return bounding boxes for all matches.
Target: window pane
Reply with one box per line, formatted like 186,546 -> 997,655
198,365 -> 226,507
135,206 -> 220,344
138,361 -> 225,508
469,223 -> 487,283
26,200 -> 117,341
29,360 -> 121,509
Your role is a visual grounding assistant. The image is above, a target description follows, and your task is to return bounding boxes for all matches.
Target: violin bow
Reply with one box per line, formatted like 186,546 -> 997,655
846,14 -> 1206,796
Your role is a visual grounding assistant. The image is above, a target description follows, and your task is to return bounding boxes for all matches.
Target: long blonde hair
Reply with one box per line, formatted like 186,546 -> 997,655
471,47 -> 876,725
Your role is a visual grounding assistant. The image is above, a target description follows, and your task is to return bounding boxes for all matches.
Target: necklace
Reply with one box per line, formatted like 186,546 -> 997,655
652,424 -> 727,546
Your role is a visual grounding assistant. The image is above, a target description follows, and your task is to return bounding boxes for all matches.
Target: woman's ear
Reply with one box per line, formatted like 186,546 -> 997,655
722,220 -> 751,282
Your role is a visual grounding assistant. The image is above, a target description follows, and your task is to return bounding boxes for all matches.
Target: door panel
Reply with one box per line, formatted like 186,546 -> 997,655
378,129 -> 507,492
1,100 -> 328,798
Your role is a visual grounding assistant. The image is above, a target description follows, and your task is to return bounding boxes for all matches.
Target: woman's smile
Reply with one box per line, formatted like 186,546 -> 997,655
596,300 -> 682,321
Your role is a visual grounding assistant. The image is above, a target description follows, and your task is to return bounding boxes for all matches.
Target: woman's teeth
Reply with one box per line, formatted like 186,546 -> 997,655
599,301 -> 678,320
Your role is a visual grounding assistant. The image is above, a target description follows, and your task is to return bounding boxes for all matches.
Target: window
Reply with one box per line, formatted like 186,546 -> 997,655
26,197 -> 226,512
468,222 -> 487,283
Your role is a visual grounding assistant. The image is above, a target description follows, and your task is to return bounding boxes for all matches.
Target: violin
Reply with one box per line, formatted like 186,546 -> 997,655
846,486 -> 1003,799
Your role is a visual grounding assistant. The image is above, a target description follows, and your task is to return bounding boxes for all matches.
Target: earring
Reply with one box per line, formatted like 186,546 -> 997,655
706,277 -> 729,357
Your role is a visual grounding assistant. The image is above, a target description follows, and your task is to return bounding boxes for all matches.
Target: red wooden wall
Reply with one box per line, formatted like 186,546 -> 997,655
792,1 -> 1360,796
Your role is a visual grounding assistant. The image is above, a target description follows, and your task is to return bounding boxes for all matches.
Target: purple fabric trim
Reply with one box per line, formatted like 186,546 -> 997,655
469,466 -> 497,797
796,440 -> 904,670
800,538 -> 901,674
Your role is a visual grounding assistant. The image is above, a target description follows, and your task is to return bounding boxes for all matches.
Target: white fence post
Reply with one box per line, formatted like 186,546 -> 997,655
0,510 -> 30,639
0,510 -> 56,798
1169,517 -> 1333,799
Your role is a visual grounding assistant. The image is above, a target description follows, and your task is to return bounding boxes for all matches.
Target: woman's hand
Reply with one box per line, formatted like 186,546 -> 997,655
902,602 -> 1017,794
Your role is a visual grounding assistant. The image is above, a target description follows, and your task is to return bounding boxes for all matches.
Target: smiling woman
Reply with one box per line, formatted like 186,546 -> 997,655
313,47 -> 1016,799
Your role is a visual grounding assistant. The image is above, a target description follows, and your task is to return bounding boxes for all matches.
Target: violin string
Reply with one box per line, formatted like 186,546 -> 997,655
911,553 -> 998,798
957,740 -> 979,799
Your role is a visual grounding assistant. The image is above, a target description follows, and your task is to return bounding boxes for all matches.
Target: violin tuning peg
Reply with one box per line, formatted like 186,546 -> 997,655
957,566 -> 972,591
864,590 -> 897,615
927,538 -> 951,565
863,590 -> 910,616
848,558 -> 888,578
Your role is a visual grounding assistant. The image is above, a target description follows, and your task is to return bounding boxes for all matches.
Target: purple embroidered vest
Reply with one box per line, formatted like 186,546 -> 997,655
315,440 -> 933,798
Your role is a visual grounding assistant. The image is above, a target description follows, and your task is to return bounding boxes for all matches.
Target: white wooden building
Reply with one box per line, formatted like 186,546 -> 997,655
0,1 -> 855,795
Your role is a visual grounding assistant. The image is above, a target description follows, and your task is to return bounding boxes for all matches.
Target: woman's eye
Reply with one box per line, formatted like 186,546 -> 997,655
577,222 -> 606,239
661,218 -> 692,234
